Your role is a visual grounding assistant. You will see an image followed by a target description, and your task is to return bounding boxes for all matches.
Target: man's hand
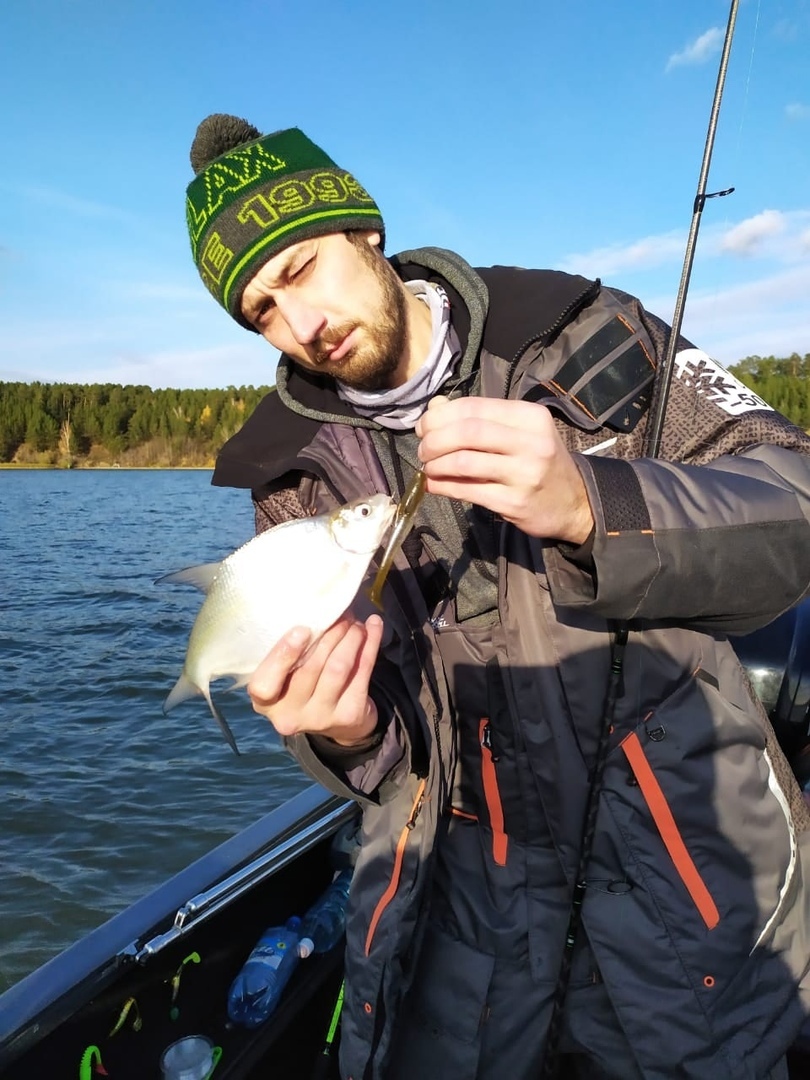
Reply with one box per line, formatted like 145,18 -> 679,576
247,613 -> 384,746
415,396 -> 594,545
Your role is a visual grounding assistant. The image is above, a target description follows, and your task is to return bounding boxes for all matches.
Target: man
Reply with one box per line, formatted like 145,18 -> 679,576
187,114 -> 810,1079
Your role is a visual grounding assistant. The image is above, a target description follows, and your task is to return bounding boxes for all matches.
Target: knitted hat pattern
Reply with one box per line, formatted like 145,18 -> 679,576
186,114 -> 385,327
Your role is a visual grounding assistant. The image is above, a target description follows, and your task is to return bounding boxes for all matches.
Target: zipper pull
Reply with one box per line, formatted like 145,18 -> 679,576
407,787 -> 425,830
481,721 -> 500,762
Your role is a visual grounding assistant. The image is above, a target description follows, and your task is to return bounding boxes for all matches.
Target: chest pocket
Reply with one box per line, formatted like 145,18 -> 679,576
443,644 -> 533,862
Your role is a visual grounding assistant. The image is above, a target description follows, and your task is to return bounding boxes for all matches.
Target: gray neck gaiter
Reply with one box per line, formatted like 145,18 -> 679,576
336,280 -> 461,431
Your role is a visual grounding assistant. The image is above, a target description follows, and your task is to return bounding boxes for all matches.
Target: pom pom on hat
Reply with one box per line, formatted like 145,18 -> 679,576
190,114 -> 262,175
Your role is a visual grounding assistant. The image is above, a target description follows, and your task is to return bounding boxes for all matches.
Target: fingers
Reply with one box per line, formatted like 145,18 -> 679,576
306,617 -> 375,707
312,614 -> 384,745
281,617 -> 360,704
417,396 -> 552,440
415,396 -> 557,493
417,399 -> 556,470
247,624 -> 313,705
247,614 -> 384,740
414,395 -> 594,543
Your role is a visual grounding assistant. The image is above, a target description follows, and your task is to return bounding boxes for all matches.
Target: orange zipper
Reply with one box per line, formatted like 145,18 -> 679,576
621,731 -> 719,930
479,719 -> 508,866
364,778 -> 427,956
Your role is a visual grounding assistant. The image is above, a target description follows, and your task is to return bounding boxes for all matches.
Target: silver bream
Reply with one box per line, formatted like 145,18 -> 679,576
161,494 -> 396,752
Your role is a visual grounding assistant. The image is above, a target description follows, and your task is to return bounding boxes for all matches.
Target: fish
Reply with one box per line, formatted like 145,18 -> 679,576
368,468 -> 426,609
160,493 -> 396,753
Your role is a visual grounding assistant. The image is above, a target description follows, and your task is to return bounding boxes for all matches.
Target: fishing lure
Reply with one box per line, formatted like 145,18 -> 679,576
368,469 -> 426,608
79,1045 -> 107,1079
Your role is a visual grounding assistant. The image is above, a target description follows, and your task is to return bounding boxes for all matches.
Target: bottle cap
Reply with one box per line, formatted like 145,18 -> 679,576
298,937 -> 314,959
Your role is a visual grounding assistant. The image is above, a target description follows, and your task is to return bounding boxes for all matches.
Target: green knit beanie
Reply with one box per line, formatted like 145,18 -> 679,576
186,114 -> 385,328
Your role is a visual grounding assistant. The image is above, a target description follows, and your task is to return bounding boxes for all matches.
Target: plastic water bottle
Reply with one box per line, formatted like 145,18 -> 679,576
298,869 -> 353,958
227,915 -> 303,1028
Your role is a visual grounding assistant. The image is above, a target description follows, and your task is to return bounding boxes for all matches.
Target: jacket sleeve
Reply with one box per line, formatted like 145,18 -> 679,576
284,664 -> 420,805
544,293 -> 810,632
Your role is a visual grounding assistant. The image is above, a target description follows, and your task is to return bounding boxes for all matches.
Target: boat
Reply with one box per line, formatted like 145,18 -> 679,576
0,784 -> 355,1079
1,600 -> 809,1079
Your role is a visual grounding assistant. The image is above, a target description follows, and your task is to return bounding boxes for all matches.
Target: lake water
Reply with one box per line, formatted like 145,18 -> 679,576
0,469 -> 311,992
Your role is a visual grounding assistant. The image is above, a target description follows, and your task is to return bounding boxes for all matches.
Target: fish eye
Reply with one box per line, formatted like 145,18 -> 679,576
359,504 -> 371,517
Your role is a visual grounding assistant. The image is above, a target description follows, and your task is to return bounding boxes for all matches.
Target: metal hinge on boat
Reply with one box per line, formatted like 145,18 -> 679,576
118,800 -> 356,964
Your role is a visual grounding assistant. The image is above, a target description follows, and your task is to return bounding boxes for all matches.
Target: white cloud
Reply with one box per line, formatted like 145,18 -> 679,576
666,27 -> 724,71
645,264 -> 810,366
772,16 -> 808,44
786,102 -> 810,121
559,230 -> 686,277
561,210 -> 810,278
720,210 -> 786,255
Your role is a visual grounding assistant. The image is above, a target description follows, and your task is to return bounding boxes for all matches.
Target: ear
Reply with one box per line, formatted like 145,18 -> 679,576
365,230 -> 382,248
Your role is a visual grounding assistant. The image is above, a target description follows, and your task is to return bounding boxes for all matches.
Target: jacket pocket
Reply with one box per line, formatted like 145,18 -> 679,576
364,778 -> 426,956
621,730 -> 720,930
386,922 -> 495,1079
479,719 -> 508,866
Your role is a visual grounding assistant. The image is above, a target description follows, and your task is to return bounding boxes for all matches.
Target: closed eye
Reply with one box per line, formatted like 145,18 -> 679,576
289,255 -> 315,282
248,295 -> 275,325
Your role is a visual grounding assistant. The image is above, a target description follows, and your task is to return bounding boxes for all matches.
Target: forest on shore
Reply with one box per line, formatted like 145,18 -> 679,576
0,383 -> 272,467
1,352 -> 808,468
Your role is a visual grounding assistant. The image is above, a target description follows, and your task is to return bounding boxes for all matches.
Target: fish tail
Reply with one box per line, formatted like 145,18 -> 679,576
163,672 -> 199,714
205,690 -> 241,756
164,673 -> 241,755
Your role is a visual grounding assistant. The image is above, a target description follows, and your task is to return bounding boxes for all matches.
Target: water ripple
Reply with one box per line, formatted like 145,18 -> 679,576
0,470 -> 310,990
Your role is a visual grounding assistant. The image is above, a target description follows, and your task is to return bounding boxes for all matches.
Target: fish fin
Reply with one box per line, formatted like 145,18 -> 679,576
164,674 -> 241,755
204,690 -> 241,756
163,672 -> 199,713
155,561 -> 222,592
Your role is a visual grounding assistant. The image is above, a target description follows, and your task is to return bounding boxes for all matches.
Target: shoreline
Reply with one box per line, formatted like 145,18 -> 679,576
0,463 -> 214,471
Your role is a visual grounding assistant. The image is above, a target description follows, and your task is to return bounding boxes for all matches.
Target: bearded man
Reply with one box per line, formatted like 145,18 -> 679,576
187,114 -> 810,1080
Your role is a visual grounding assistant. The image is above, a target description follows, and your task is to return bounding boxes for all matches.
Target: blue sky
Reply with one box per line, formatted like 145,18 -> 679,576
1,0 -> 808,390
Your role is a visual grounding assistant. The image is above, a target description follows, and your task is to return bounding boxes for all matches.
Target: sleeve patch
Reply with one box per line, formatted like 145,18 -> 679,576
589,457 -> 652,533
674,349 -> 774,416
542,315 -> 656,432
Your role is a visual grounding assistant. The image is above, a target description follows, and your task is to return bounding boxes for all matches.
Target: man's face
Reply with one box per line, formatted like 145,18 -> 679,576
240,231 -> 409,391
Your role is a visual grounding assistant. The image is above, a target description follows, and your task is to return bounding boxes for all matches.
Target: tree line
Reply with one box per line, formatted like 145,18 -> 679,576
0,353 -> 807,467
728,353 -> 810,431
0,382 -> 273,467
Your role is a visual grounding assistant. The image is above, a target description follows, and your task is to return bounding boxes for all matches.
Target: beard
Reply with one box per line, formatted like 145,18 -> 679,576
313,240 -> 409,392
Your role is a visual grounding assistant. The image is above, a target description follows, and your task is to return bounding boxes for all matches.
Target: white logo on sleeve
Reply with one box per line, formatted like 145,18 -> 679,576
674,349 -> 773,415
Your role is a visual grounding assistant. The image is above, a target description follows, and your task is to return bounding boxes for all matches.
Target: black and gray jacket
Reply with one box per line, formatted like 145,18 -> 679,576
214,247 -> 810,1080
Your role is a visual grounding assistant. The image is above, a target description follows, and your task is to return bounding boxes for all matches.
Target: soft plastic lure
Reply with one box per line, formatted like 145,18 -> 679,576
79,1045 -> 107,1079
109,995 -> 142,1036
368,470 -> 427,608
169,951 -> 201,1020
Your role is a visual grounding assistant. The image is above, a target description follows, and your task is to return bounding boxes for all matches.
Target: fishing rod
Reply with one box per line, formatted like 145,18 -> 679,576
643,0 -> 740,459
542,1 -> 741,1074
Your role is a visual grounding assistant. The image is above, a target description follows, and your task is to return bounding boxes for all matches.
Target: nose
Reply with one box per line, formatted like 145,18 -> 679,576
276,294 -> 326,346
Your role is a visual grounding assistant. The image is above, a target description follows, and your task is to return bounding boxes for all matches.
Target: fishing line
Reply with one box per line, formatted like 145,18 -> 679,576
733,0 -> 760,166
